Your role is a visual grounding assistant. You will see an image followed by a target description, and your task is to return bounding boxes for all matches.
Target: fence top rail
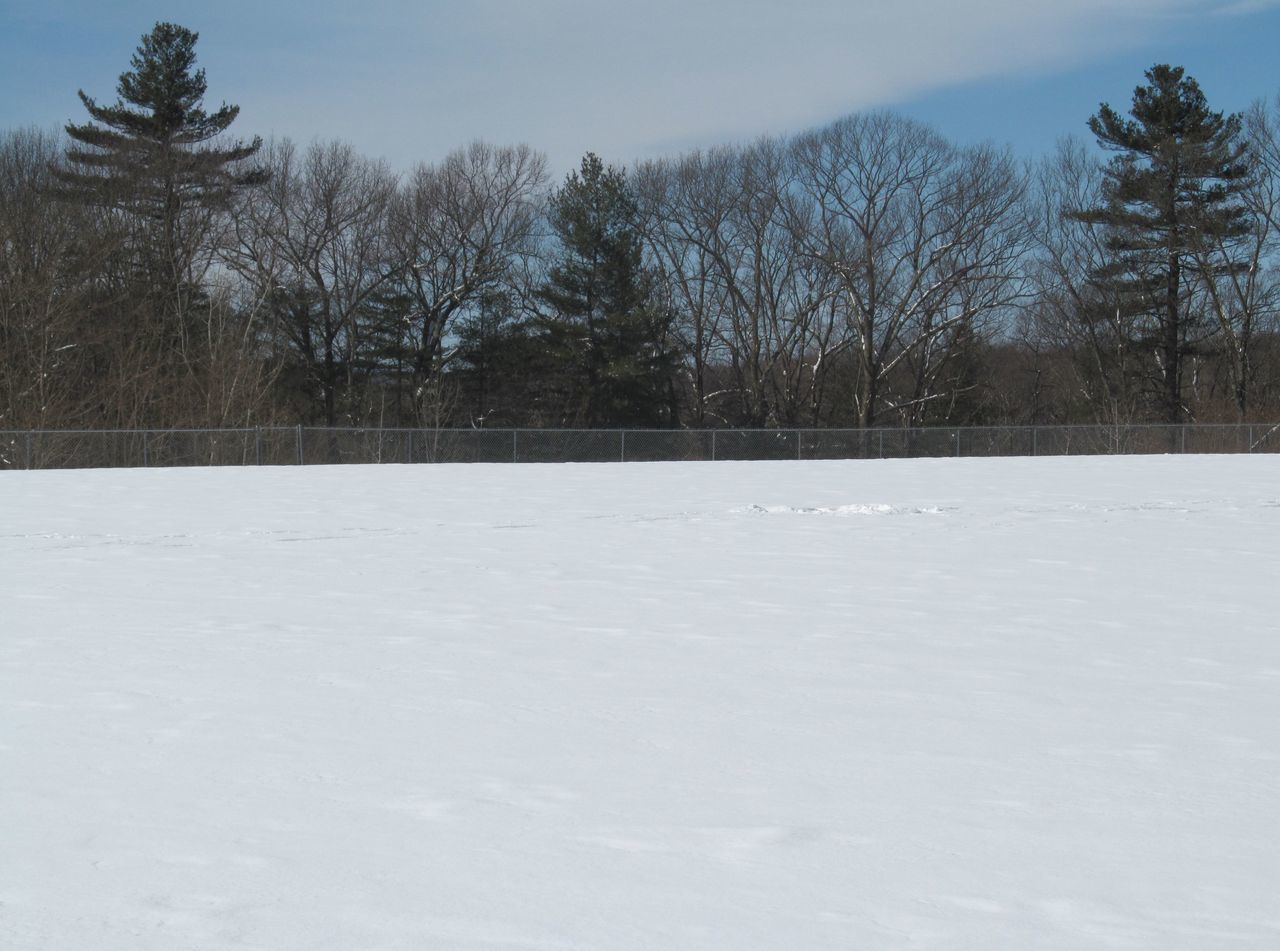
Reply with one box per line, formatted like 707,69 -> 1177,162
1,428 -> 262,436
4,422 -> 1280,437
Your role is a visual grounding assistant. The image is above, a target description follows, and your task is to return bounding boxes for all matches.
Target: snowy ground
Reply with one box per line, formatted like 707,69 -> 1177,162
3,456 -> 1280,950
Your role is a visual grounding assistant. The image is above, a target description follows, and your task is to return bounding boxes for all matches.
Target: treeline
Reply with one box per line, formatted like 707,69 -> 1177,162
2,24 -> 1279,432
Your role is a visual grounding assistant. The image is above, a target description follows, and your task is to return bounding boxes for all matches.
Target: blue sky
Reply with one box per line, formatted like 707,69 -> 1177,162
2,0 -> 1277,173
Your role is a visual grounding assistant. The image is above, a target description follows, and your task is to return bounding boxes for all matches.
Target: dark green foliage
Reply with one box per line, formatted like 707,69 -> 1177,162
1069,65 -> 1253,423
453,293 -> 560,426
56,22 -> 265,313
59,23 -> 264,211
535,153 -> 680,427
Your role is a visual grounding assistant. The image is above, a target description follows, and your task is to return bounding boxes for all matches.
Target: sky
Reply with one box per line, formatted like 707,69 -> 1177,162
1,0 -> 1278,175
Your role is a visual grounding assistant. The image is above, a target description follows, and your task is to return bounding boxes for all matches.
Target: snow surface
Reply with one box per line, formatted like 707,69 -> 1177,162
3,456 -> 1280,950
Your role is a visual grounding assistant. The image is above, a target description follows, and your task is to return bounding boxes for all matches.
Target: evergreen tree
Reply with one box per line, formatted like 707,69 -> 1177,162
1069,65 -> 1253,424
536,153 -> 679,427
453,291 -> 559,426
56,22 -> 265,314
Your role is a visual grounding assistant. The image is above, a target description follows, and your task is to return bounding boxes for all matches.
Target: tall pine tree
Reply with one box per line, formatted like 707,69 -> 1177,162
1069,65 -> 1253,424
56,22 -> 265,317
535,153 -> 678,427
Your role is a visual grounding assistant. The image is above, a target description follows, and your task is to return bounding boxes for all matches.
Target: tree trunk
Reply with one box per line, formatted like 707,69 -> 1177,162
1164,252 -> 1183,427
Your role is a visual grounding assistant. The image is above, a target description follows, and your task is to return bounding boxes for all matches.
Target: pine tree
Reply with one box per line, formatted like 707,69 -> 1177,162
56,22 -> 265,313
1069,65 -> 1253,424
535,153 -> 678,427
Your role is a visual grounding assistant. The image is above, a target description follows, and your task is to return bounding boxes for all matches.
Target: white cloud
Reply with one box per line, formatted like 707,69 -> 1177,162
9,0 -> 1275,171
320,0 -> 1183,167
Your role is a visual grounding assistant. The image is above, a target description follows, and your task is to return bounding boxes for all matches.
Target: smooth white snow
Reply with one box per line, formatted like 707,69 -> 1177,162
3,456 -> 1279,950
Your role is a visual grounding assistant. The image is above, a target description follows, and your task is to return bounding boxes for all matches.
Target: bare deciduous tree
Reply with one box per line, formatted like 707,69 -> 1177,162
793,113 -> 1029,427
1026,140 -> 1148,424
0,128 -> 97,434
228,139 -> 396,425
1192,99 -> 1280,419
388,142 -> 547,423
636,141 -> 838,426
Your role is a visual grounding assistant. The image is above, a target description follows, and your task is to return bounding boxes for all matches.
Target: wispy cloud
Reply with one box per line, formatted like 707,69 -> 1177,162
3,0 -> 1274,170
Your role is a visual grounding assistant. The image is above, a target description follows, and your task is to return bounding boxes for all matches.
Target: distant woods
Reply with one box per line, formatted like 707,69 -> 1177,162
3,26 -> 1280,431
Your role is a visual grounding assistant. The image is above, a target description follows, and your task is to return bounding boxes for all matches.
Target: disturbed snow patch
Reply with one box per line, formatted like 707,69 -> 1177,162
735,502 -> 946,516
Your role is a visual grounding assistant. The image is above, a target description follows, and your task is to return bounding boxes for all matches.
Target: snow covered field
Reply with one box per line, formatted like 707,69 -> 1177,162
3,456 -> 1280,950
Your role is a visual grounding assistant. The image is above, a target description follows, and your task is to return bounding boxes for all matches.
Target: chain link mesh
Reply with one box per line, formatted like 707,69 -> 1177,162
2,424 -> 1279,470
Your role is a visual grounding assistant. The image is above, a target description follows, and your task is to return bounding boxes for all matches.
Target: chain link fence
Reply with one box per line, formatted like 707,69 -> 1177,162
2,424 -> 1279,470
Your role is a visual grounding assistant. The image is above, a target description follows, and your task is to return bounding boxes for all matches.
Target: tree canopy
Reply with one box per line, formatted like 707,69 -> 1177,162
535,153 -> 679,427
1070,64 -> 1254,423
59,23 -> 265,215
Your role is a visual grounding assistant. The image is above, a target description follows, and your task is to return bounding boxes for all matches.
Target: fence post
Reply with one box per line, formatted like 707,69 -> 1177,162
1249,424 -> 1255,453
711,430 -> 717,462
956,429 -> 961,458
255,427 -> 262,466
1032,427 -> 1038,457
296,425 -> 304,466
512,429 -> 518,463
25,431 -> 34,470
1180,426 -> 1186,454
143,431 -> 151,467
878,429 -> 883,459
